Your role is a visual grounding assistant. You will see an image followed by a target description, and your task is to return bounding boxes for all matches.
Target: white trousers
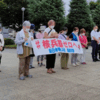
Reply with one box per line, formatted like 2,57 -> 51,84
80,48 -> 86,63
71,54 -> 78,64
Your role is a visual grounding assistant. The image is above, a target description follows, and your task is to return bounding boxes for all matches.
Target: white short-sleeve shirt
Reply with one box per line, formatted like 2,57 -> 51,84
44,27 -> 56,36
91,30 -> 99,40
98,32 -> 100,38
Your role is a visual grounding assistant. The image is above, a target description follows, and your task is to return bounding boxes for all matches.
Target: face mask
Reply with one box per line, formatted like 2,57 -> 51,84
63,32 -> 67,35
25,28 -> 30,32
75,32 -> 78,35
50,26 -> 54,29
95,29 -> 97,32
82,33 -> 85,36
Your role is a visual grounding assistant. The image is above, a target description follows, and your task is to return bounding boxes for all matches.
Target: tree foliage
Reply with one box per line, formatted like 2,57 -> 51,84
0,0 -> 28,31
28,0 -> 66,32
0,0 -> 7,21
67,0 -> 94,33
93,4 -> 100,28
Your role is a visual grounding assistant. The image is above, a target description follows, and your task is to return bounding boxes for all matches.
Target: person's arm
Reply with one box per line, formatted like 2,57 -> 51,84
79,36 -> 83,44
86,36 -> 88,45
82,42 -> 88,47
15,32 -> 26,45
44,32 -> 55,39
1,34 -> 4,47
91,31 -> 99,43
66,36 -> 69,40
93,37 -> 99,43
81,36 -> 88,47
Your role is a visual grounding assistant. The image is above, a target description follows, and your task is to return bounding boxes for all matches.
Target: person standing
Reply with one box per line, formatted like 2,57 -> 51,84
15,21 -> 33,80
36,29 -> 45,67
79,28 -> 88,64
29,24 -> 36,69
69,27 -> 80,67
58,27 -> 69,70
0,27 -> 4,72
98,29 -> 100,59
44,20 -> 58,74
91,25 -> 99,62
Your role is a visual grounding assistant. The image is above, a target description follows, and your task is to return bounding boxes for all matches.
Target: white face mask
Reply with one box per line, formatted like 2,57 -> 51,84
50,26 -> 54,29
75,32 -> 78,35
63,32 -> 67,35
95,29 -> 97,32
25,28 -> 30,32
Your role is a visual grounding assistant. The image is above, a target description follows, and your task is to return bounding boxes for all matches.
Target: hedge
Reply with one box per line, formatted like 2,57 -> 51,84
4,38 -> 15,45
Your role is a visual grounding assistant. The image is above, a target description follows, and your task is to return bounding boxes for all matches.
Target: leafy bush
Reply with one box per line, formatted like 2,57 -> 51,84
5,45 -> 17,48
4,38 -> 15,45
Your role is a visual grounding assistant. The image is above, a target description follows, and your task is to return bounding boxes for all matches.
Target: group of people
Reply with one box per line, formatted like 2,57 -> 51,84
0,19 -> 99,80
14,20 -> 89,80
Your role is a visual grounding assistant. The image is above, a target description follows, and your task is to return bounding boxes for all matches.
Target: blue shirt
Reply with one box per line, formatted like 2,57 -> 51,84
69,33 -> 78,41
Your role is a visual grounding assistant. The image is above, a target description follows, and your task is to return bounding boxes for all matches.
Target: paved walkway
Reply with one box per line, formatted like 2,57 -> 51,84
0,47 -> 100,100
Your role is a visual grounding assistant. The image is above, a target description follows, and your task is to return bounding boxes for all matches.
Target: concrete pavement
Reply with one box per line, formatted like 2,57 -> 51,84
0,47 -> 100,100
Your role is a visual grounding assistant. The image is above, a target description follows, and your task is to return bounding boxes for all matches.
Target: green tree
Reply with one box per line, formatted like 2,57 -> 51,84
0,0 -> 7,21
28,0 -> 66,32
0,0 -> 28,31
97,0 -> 100,3
67,0 -> 94,33
93,4 -> 100,28
89,1 -> 100,21
89,1 -> 98,10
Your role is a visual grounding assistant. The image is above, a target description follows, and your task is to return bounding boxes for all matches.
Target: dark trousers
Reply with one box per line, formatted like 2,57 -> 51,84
46,54 -> 56,69
91,40 -> 98,61
98,45 -> 100,58
0,56 -> 2,64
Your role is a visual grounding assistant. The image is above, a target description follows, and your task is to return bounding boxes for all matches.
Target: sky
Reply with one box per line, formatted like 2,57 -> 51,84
62,0 -> 70,15
62,0 -> 97,15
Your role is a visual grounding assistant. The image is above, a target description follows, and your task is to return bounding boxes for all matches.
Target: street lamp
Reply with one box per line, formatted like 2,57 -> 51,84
21,7 -> 25,24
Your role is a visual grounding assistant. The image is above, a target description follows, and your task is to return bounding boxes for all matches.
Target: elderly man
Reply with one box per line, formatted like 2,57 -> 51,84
15,21 -> 33,80
91,25 -> 99,62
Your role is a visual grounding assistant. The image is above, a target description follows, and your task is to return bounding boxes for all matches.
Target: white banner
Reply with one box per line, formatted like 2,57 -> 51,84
31,39 -> 83,56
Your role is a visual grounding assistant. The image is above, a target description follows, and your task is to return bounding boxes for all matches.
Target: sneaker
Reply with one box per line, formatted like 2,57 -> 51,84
81,62 -> 87,64
76,62 -> 80,66
26,75 -> 33,78
38,63 -> 41,67
93,60 -> 96,62
96,59 -> 100,61
29,65 -> 35,69
61,68 -> 69,70
72,63 -> 76,67
19,76 -> 25,80
41,63 -> 45,66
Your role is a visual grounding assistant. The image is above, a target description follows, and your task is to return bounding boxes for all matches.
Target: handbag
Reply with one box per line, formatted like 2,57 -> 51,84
85,46 -> 88,49
29,49 -> 35,57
